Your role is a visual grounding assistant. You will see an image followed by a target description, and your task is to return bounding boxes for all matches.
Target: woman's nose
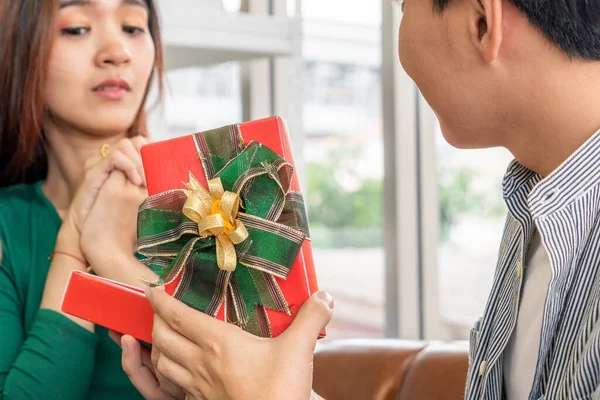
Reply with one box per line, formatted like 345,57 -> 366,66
95,41 -> 131,68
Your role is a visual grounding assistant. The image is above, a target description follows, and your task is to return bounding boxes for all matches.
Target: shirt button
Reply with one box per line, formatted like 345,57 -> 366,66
479,360 -> 488,376
517,261 -> 523,278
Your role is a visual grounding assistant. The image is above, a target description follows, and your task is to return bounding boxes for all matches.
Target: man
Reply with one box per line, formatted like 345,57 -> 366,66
117,0 -> 600,399
399,0 -> 600,398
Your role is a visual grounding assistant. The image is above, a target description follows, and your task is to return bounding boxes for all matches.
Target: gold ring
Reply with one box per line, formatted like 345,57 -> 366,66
100,144 -> 110,158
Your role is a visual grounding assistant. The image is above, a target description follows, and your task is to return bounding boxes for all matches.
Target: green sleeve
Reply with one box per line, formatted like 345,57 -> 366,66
0,247 -> 99,399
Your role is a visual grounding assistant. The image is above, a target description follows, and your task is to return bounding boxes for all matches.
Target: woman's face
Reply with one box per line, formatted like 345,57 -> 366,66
45,0 -> 155,137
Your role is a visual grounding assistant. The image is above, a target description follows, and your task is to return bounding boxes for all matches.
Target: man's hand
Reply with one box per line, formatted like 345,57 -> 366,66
141,288 -> 333,400
109,331 -> 185,400
116,289 -> 333,400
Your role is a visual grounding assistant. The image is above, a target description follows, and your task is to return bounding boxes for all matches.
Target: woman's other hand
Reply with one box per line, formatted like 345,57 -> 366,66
125,288 -> 333,400
79,169 -> 147,271
45,136 -> 150,319
62,135 -> 148,238
59,135 -> 156,285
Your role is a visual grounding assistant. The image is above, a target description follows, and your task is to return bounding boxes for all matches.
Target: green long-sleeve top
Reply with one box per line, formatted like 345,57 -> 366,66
0,182 -> 144,399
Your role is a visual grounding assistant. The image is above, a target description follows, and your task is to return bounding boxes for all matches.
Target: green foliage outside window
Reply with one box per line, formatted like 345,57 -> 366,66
306,147 -> 506,248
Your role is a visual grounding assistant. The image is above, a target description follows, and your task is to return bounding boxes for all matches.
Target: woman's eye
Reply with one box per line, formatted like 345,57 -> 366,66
123,25 -> 146,35
61,27 -> 90,36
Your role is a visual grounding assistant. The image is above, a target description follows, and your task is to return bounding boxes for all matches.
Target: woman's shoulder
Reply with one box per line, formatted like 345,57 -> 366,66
0,183 -> 39,217
0,181 -> 38,200
0,182 -> 43,238
0,182 -> 45,270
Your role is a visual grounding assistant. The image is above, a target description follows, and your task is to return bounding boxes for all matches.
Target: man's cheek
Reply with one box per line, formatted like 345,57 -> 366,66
398,37 -> 415,78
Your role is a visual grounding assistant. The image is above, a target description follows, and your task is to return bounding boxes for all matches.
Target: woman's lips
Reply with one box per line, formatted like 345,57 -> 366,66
92,79 -> 131,101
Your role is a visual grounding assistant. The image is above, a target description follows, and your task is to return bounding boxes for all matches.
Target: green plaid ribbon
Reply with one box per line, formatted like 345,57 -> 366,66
136,124 -> 310,337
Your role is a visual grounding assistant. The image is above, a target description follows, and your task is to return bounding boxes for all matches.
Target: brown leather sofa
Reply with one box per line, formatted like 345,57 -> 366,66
313,339 -> 469,400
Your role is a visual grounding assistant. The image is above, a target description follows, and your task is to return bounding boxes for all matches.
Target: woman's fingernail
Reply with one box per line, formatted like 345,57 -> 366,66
316,291 -> 334,310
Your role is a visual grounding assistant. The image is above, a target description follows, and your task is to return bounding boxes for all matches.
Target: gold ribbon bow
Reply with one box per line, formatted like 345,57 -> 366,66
182,173 -> 249,271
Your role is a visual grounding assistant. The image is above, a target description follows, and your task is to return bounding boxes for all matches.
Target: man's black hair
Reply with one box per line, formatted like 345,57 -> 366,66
433,0 -> 600,60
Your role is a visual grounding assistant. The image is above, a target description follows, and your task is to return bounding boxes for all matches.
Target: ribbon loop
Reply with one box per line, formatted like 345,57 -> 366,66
216,235 -> 237,271
183,193 -> 212,222
220,191 -> 241,222
181,174 -> 249,272
208,178 -> 225,200
196,214 -> 226,237
228,220 -> 249,245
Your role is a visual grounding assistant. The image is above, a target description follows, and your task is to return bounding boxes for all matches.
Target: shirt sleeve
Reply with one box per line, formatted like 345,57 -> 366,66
0,240 -> 99,400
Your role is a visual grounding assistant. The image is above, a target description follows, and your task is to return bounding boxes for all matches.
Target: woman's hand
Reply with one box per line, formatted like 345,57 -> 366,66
66,136 -> 158,285
122,288 -> 333,400
79,169 -> 148,274
63,136 -> 148,237
78,168 -> 159,287
42,136 -> 150,327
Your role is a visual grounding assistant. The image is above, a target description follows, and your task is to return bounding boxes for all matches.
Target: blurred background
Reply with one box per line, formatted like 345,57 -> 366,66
147,0 -> 513,341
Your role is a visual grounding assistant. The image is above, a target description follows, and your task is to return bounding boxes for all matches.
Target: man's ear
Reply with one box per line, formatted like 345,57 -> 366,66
471,0 -> 503,63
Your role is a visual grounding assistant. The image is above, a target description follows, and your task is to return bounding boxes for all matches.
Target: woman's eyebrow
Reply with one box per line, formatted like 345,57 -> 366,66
59,0 -> 149,12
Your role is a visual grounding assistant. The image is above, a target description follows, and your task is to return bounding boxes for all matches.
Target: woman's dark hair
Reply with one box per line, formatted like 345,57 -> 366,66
433,0 -> 600,61
0,0 -> 165,188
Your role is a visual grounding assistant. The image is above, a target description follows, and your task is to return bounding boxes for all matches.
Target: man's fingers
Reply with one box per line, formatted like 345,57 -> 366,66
120,335 -> 164,400
111,331 -> 155,371
153,314 -> 205,371
154,353 -> 195,399
151,342 -> 161,371
281,291 -> 333,350
146,287 -> 226,345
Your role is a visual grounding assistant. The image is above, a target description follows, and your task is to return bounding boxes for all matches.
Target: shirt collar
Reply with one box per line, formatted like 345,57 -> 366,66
503,129 -> 600,220
502,160 -> 539,200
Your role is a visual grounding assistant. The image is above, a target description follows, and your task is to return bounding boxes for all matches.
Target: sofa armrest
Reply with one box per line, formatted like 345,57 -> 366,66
396,341 -> 469,400
313,339 -> 427,400
312,339 -> 469,400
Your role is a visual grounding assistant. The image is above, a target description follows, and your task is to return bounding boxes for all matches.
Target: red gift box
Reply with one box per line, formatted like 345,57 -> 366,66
62,116 -> 322,343
62,271 -> 154,343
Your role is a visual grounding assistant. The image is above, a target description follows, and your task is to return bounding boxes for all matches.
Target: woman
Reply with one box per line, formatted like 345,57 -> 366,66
0,0 -> 166,398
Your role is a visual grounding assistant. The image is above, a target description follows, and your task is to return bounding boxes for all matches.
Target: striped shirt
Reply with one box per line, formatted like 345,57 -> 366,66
466,130 -> 600,400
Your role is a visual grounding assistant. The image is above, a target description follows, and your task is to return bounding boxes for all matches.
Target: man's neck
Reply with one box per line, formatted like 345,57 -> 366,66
42,120 -> 126,215
504,62 -> 600,178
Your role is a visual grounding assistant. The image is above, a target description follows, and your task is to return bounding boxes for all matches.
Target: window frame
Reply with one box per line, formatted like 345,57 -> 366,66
191,0 -> 446,340
381,2 -> 441,339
